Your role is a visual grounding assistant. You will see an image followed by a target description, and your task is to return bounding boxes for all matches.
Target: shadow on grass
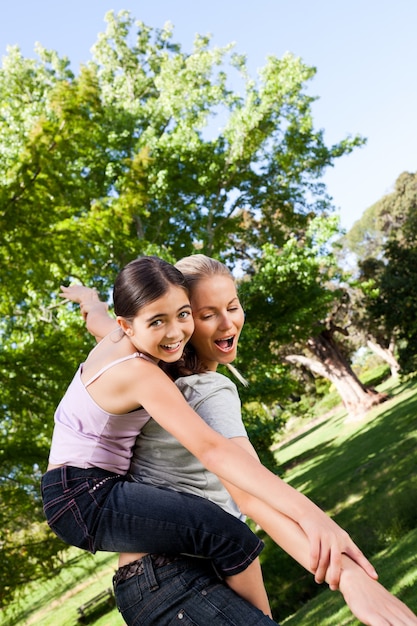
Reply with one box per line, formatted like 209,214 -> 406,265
264,380 -> 417,621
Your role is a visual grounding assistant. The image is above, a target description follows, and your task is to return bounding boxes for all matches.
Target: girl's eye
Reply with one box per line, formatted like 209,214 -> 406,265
179,311 -> 191,319
150,319 -> 162,327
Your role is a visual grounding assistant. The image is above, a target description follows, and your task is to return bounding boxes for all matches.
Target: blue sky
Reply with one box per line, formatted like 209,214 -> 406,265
1,0 -> 417,231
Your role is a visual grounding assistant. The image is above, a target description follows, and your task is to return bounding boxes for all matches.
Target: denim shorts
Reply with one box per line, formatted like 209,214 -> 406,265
113,554 -> 280,625
41,465 -> 263,577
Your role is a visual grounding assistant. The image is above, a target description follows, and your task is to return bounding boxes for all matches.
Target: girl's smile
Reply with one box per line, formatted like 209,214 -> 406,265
121,285 -> 194,362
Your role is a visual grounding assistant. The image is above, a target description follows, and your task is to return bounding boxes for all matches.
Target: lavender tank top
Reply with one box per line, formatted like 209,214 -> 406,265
48,352 -> 152,474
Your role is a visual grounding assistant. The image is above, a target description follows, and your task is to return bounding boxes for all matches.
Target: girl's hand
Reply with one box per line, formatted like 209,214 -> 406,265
300,511 -> 378,590
59,284 -> 99,305
59,285 -> 104,321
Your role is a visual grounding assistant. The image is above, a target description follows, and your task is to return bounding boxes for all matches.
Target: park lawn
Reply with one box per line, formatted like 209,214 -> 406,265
2,375 -> 416,625
2,551 -> 124,626
281,527 -> 417,625
274,375 -> 417,623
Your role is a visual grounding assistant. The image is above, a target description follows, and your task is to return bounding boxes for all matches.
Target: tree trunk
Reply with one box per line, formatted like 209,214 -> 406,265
366,337 -> 401,378
285,330 -> 389,420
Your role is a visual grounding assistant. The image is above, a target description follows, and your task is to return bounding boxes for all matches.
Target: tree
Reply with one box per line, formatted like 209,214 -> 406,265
239,217 -> 388,420
343,171 -> 417,375
0,10 -> 364,604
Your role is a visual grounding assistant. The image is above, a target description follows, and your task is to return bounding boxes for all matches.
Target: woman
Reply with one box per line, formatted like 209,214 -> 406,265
66,255 -> 417,625
43,256 -> 268,611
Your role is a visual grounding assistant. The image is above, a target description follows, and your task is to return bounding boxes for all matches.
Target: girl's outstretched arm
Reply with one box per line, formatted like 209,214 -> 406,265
133,362 -> 378,590
59,285 -> 116,342
60,285 -> 377,591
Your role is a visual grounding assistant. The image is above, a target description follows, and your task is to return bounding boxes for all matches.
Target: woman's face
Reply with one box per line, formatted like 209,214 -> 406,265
189,275 -> 245,371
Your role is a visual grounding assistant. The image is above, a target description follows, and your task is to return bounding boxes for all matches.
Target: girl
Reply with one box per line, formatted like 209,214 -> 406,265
42,256 -> 269,611
70,255 -> 417,626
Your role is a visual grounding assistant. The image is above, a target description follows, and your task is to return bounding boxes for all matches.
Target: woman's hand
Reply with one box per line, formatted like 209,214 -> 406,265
339,555 -> 417,625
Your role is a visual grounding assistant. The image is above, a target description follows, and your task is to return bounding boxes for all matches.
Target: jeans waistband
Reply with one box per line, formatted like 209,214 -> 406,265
113,554 -> 180,588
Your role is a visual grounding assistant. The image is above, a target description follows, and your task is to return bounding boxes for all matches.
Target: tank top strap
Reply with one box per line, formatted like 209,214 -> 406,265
84,352 -> 153,387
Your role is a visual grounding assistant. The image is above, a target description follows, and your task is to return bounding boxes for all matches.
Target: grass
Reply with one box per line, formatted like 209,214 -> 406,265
1,551 -> 124,626
2,375 -> 417,625
270,375 -> 417,623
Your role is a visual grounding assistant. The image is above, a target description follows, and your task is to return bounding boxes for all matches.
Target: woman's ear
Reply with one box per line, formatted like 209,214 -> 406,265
117,316 -> 133,336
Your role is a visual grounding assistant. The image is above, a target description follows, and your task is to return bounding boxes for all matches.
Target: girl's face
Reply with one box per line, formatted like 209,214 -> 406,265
190,275 -> 245,371
120,285 -> 194,363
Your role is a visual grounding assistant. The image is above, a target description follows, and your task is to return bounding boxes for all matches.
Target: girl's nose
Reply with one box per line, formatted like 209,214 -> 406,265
165,321 -> 182,338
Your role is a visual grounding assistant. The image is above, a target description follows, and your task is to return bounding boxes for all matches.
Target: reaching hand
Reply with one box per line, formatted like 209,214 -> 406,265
299,509 -> 378,590
59,285 -> 105,320
339,556 -> 417,625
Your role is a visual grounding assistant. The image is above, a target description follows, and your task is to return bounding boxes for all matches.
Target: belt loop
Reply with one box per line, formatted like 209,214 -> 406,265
61,465 -> 68,490
143,555 -> 159,592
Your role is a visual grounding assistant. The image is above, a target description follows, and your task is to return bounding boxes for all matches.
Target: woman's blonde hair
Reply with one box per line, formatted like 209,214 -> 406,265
175,255 -> 248,386
175,254 -> 232,288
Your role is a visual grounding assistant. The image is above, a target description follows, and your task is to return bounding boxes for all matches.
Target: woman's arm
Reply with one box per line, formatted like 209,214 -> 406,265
230,496 -> 417,625
134,362 -> 377,590
62,286 -> 376,589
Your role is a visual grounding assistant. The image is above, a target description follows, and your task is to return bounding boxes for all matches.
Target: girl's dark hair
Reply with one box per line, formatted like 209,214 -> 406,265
113,256 -> 189,320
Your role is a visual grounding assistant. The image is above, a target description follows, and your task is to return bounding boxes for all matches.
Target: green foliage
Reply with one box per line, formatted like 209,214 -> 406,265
238,217 -> 341,391
369,241 -> 417,373
241,402 -> 283,473
0,9 -> 363,604
351,171 -> 417,373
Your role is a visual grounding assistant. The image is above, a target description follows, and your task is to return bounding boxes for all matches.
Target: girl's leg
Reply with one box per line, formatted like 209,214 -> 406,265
42,467 -> 262,577
226,557 -> 272,618
96,480 -> 263,575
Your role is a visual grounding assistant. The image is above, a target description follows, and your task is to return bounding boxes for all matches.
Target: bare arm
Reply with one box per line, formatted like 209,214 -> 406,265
59,285 -> 116,342
219,439 -> 416,624
60,286 -> 376,589
232,499 -> 417,626
134,364 -> 378,589
219,436 -> 373,589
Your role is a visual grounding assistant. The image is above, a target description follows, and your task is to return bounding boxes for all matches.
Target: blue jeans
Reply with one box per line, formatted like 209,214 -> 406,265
114,555 -> 280,625
41,466 -> 263,577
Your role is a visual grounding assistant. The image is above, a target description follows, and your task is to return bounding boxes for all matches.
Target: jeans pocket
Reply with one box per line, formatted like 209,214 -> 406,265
114,576 -> 143,614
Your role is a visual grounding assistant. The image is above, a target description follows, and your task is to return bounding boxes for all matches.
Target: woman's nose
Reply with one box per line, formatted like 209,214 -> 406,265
218,313 -> 233,331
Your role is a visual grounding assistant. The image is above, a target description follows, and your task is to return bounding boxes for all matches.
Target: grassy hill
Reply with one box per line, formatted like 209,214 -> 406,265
268,375 -> 417,623
2,375 -> 416,625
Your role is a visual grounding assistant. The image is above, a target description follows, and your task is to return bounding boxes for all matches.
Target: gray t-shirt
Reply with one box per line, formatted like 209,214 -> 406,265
129,371 -> 247,519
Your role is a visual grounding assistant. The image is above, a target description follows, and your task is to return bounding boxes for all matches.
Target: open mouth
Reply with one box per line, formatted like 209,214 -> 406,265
215,336 -> 234,351
161,341 -> 182,352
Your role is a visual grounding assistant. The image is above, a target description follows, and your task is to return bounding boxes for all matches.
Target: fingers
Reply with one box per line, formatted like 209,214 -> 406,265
58,284 -> 98,305
313,543 -> 342,589
345,544 -> 378,580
